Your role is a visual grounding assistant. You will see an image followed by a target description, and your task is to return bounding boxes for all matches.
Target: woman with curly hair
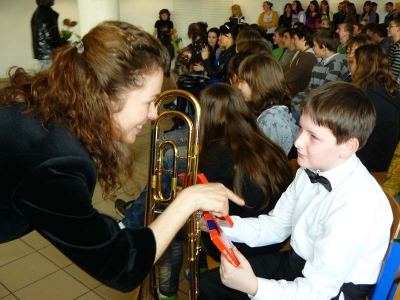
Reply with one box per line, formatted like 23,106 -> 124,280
351,44 -> 400,172
0,21 -> 241,293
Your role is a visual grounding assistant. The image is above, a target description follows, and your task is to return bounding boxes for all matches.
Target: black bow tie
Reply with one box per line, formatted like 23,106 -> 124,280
304,169 -> 332,192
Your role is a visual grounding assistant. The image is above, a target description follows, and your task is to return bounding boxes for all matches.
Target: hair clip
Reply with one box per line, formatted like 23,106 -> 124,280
72,41 -> 84,54
224,24 -> 230,30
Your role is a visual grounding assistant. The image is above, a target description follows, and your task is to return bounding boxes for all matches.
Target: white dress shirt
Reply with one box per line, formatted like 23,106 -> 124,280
224,155 -> 392,299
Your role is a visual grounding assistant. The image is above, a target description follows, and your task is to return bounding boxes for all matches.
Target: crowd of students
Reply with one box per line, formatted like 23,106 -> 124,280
1,1 -> 400,300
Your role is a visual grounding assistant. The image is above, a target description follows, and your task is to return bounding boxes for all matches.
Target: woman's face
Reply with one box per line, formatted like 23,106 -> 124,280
285,5 -> 291,15
263,2 -> 271,11
112,70 -> 162,144
292,2 -> 297,10
238,80 -> 252,102
160,13 -> 168,21
208,32 -> 218,47
345,6 -> 349,13
346,44 -> 358,69
364,4 -> 370,12
309,4 -> 315,12
232,7 -> 237,15
320,2 -> 326,10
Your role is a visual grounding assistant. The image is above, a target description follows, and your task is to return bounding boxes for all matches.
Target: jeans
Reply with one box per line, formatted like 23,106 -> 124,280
122,144 -> 187,296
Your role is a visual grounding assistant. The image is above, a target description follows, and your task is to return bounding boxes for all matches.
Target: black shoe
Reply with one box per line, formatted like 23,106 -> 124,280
163,102 -> 177,110
115,199 -> 135,218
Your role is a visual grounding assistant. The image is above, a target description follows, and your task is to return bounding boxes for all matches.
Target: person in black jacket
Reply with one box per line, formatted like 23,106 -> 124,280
31,0 -> 67,70
199,22 -> 239,84
351,44 -> 400,172
0,21 -> 242,293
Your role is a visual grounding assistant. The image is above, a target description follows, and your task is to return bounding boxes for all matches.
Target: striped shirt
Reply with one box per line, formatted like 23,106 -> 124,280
388,42 -> 400,77
292,53 -> 351,111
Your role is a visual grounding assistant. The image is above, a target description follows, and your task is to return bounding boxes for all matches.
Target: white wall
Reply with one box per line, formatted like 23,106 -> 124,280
0,0 -> 386,78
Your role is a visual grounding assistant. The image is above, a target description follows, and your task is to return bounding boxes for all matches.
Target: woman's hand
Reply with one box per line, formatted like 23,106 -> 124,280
201,45 -> 210,60
176,183 -> 244,217
193,63 -> 204,72
220,247 -> 258,296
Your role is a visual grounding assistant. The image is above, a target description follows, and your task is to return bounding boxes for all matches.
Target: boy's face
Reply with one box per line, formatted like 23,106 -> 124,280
283,32 -> 294,47
273,32 -> 284,46
293,34 -> 306,50
295,114 -> 347,172
312,39 -> 324,58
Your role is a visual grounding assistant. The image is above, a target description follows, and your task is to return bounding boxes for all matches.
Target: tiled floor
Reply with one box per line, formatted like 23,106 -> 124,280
0,76 -> 193,300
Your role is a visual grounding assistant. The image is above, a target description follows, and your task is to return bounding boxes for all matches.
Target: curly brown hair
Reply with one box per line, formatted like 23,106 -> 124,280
0,21 -> 169,197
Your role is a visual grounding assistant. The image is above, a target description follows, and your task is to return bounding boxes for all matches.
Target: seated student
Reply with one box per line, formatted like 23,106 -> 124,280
272,26 -> 287,61
238,54 -> 299,154
371,24 -> 393,54
198,22 -> 238,84
336,22 -> 353,54
385,1 -> 399,25
353,22 -> 365,36
387,19 -> 400,78
279,3 -> 293,29
319,18 -> 333,29
198,83 -> 293,259
284,25 -> 317,98
292,29 -> 351,122
345,34 -> 375,71
279,28 -> 298,72
199,81 -> 393,300
350,44 -> 400,172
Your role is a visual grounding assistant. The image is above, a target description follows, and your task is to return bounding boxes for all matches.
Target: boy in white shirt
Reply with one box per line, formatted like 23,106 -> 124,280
199,82 -> 393,300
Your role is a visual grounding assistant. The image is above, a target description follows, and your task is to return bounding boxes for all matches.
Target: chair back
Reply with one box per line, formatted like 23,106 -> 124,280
370,239 -> 400,300
383,189 -> 400,240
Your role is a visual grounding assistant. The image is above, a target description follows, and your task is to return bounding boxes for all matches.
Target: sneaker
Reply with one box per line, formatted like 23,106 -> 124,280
163,102 -> 177,110
114,198 -> 134,218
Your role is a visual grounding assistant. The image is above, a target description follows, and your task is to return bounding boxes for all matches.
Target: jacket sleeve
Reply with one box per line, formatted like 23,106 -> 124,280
203,49 -> 234,79
42,10 -> 67,50
258,12 -> 265,27
12,156 -> 156,292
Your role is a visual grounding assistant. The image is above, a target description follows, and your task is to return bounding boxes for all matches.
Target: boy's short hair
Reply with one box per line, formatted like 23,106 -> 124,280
274,26 -> 286,37
285,28 -> 295,38
293,25 -> 314,47
299,82 -> 375,149
313,29 -> 340,52
372,24 -> 388,38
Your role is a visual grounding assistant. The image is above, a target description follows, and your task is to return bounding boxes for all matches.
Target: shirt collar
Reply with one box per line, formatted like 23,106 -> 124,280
311,154 -> 359,191
320,53 -> 339,66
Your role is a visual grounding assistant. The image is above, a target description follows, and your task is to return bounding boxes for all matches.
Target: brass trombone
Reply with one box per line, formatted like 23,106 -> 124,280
138,89 -> 202,300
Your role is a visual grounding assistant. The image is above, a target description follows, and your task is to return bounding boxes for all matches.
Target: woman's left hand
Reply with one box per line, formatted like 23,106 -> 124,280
220,247 -> 258,296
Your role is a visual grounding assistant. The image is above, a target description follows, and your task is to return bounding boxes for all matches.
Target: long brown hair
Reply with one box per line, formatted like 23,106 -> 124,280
199,83 -> 292,210
352,44 -> 399,97
0,21 -> 169,197
238,54 -> 292,115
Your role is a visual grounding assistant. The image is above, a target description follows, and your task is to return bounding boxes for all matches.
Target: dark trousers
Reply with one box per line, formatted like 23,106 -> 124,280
199,250 -> 375,300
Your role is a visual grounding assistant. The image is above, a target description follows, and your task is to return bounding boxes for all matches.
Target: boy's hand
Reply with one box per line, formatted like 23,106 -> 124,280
220,247 -> 258,296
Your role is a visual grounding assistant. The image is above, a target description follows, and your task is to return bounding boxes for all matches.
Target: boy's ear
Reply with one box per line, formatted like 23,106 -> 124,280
340,137 -> 359,158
